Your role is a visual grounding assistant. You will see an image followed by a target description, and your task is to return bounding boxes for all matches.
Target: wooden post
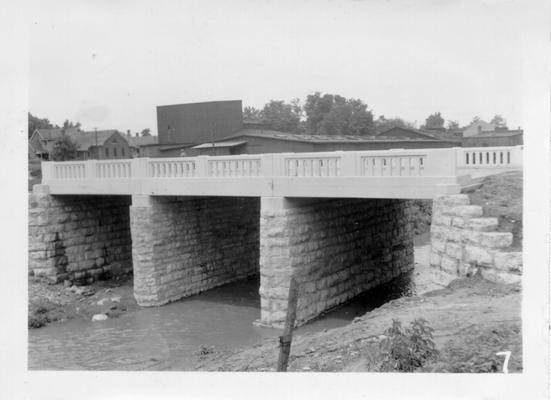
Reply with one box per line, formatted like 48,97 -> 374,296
277,276 -> 299,372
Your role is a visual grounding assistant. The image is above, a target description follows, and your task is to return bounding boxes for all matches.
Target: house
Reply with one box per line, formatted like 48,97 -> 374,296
127,135 -> 158,157
76,130 -> 133,159
460,120 -> 523,147
188,127 -> 462,156
462,120 -> 496,137
29,127 -> 81,160
462,128 -> 524,147
29,128 -> 133,160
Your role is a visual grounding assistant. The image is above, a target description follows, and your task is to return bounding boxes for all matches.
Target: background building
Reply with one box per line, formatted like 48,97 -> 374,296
156,100 -> 243,147
189,128 -> 462,156
29,128 -> 137,160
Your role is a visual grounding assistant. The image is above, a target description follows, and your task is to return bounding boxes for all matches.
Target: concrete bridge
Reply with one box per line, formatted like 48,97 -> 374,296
29,146 -> 522,327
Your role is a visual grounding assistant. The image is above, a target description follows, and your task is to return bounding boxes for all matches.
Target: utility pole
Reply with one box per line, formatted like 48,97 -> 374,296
94,127 -> 98,159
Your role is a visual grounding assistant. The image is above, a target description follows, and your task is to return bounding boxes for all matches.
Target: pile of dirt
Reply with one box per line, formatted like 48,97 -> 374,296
197,275 -> 521,372
28,274 -> 139,328
469,171 -> 523,250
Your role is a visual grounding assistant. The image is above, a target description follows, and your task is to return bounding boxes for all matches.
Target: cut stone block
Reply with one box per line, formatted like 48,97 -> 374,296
465,245 -> 493,266
478,232 -> 513,249
448,205 -> 483,218
466,217 -> 499,232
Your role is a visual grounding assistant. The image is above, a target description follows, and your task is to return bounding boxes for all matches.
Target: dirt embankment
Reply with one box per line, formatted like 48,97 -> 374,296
28,274 -> 139,328
197,276 -> 521,373
468,171 -> 523,250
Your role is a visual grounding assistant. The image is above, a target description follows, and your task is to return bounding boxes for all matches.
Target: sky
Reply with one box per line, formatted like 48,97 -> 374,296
29,0 -> 535,135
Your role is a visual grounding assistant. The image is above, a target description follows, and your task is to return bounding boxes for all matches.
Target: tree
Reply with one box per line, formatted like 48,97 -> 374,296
469,116 -> 481,126
446,120 -> 460,130
141,128 -> 151,137
375,116 -> 415,134
243,106 -> 262,121
28,113 -> 56,137
50,135 -> 78,161
260,100 -> 302,133
490,114 -> 507,128
303,92 -> 375,135
62,119 -> 81,130
422,112 -> 445,130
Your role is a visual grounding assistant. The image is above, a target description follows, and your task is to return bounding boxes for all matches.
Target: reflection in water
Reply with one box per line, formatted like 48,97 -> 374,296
29,244 -> 431,371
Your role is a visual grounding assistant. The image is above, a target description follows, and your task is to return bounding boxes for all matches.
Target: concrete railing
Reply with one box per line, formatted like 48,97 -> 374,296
39,146 -> 521,198
41,148 -> 462,181
42,146 -> 523,183
456,145 -> 523,169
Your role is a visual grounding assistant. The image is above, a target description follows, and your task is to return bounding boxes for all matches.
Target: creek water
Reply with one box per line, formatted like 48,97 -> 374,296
29,240 -> 434,371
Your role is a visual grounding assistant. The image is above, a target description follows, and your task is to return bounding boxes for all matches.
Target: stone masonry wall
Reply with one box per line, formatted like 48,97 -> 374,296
28,185 -> 132,284
259,197 -> 414,327
130,196 -> 259,306
430,194 -> 522,286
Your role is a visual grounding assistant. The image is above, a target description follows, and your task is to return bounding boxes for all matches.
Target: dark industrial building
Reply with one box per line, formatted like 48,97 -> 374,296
187,128 -> 462,156
156,100 -> 243,149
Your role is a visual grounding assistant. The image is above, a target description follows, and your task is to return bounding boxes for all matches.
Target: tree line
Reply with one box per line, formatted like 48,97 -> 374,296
243,92 -> 509,136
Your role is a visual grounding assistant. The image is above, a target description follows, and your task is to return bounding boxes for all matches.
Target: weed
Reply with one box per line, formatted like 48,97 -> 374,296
379,318 -> 438,372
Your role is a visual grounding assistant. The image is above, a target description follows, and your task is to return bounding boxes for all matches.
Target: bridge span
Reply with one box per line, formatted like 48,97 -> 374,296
29,146 -> 522,327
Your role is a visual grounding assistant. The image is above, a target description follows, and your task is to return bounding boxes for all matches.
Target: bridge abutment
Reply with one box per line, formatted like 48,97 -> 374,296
429,194 -> 521,285
28,185 -> 132,284
259,197 -> 414,327
130,195 -> 260,306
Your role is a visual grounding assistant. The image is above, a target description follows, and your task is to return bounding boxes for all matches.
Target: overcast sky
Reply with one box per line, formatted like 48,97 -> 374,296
29,0 -> 534,135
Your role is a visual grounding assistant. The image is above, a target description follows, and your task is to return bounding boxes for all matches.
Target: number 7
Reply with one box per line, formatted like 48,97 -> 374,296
496,351 -> 511,373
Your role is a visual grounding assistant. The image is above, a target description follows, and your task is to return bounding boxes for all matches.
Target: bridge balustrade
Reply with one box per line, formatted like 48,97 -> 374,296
456,146 -> 523,168
39,146 -> 522,198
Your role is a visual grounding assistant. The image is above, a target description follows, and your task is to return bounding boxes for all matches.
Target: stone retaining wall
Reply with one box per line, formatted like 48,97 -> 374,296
430,194 -> 522,285
259,197 -> 414,327
28,185 -> 132,284
130,196 -> 260,306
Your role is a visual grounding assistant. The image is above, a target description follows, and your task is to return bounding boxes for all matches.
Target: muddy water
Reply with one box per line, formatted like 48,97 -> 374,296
29,241 -> 435,371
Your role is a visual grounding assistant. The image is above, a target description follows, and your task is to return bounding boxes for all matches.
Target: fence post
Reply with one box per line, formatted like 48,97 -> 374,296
336,151 -> 357,177
85,160 -> 97,180
41,161 -> 54,182
277,276 -> 299,372
196,156 -> 209,177
423,148 -> 457,176
131,157 -> 149,179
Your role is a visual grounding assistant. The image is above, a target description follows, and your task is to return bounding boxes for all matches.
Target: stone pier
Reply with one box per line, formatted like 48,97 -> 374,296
29,186 -> 418,327
259,197 -> 414,327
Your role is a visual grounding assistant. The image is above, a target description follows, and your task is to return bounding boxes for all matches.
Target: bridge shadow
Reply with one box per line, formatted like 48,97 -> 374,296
183,270 -> 417,331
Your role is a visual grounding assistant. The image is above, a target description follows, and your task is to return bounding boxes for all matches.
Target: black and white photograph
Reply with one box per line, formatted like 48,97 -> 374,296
1,0 -> 549,399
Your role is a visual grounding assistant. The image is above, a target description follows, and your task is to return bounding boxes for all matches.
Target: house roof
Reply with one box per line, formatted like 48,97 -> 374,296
127,136 -> 158,147
221,129 -> 461,144
74,130 -> 127,151
35,127 -> 80,140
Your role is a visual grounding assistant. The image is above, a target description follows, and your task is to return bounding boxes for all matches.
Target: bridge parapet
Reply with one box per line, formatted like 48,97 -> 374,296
40,146 -> 522,199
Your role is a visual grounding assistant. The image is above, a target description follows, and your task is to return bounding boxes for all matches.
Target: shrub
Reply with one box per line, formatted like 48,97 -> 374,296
380,318 -> 438,372
51,135 -> 78,161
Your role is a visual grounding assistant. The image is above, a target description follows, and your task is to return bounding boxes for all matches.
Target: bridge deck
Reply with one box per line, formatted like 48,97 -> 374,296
40,146 -> 523,199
